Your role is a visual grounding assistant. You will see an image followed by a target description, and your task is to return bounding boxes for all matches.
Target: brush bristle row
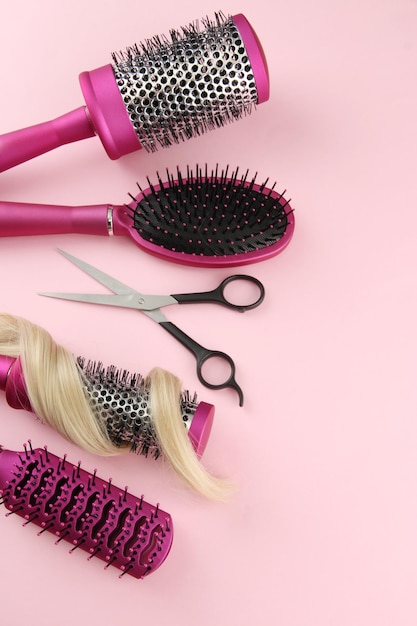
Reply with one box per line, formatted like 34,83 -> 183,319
77,358 -> 198,457
129,165 -> 291,257
111,14 -> 258,152
0,444 -> 173,579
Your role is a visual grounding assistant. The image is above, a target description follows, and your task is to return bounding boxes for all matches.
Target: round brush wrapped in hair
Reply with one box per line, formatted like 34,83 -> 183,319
0,314 -> 229,501
0,13 -> 269,172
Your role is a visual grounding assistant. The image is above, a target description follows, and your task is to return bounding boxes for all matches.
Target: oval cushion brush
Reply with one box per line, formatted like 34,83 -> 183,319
0,13 -> 269,172
0,441 -> 173,579
0,165 -> 295,267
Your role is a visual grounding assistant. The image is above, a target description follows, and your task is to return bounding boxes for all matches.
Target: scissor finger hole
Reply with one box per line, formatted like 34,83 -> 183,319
222,278 -> 263,308
200,355 -> 234,387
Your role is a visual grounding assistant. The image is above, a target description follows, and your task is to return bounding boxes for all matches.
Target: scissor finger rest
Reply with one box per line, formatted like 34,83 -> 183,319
172,275 -> 265,312
159,321 -> 244,406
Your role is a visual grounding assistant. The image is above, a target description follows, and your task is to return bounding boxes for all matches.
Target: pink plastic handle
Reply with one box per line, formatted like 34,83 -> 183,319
0,357 -> 32,411
0,63 -> 140,173
0,107 -> 95,172
0,356 -> 14,392
79,64 -> 142,159
0,201 -> 110,237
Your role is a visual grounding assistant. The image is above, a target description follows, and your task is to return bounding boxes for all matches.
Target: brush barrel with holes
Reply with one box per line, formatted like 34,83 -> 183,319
0,13 -> 269,172
0,166 -> 294,267
0,313 -> 229,501
0,442 -> 173,578
0,354 -> 214,459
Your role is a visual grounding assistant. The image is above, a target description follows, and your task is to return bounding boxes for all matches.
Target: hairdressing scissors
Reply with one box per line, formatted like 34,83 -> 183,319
39,249 -> 266,405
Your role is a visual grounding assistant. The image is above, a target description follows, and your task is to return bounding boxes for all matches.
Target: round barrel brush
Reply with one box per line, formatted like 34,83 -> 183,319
0,313 -> 229,501
0,13 -> 269,172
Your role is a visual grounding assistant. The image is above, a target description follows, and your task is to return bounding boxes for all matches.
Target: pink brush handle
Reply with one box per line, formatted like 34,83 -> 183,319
0,356 -> 14,393
0,107 -> 95,172
0,65 -> 140,173
0,356 -> 32,411
0,201 -> 111,237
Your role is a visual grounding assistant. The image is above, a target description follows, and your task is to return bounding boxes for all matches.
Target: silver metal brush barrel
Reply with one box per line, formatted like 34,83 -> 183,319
77,358 -> 202,458
112,13 -> 268,152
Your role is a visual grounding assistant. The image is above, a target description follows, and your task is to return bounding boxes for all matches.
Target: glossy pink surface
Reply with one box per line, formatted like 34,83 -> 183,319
0,356 -> 14,392
233,14 -> 270,104
0,201 -> 110,236
188,401 -> 215,458
79,65 -> 141,159
0,357 -> 32,411
0,106 -> 95,172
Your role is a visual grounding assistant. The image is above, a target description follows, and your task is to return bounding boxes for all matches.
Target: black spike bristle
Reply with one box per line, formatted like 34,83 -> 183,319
129,165 -> 292,257
111,14 -> 259,152
76,358 -> 199,458
0,444 -> 173,578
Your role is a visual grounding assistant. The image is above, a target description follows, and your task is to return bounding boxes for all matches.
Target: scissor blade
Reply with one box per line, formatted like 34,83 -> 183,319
38,292 -> 141,308
38,291 -> 177,311
56,249 -> 135,295
39,290 -> 170,324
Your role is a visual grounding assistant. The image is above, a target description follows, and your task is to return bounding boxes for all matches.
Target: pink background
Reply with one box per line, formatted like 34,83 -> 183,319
1,0 -> 417,623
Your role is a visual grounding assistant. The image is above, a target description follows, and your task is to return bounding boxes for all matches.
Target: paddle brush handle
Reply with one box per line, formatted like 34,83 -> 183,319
0,201 -> 111,237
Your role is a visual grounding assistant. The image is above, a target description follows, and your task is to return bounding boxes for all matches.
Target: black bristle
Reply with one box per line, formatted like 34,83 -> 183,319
128,165 -> 292,257
110,13 -> 258,152
0,445 -> 173,578
76,357 -> 199,458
